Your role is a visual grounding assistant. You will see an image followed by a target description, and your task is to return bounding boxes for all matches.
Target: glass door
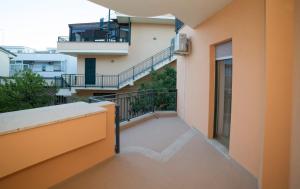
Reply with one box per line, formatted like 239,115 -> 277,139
214,59 -> 232,148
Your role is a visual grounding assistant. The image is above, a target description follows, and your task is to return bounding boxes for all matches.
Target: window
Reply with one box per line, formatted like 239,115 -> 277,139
53,62 -> 62,72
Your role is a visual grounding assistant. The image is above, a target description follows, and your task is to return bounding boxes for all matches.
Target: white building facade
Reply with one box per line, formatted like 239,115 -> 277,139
3,47 -> 77,78
57,13 -> 176,95
0,47 -> 16,77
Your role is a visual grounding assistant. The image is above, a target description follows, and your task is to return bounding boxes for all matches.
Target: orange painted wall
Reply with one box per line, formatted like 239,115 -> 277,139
290,1 -> 300,188
260,0 -> 295,189
177,0 -> 265,177
0,102 -> 116,189
0,112 -> 107,178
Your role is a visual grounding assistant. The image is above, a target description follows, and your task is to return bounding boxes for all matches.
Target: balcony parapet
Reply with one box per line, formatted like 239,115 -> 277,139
0,102 -> 116,188
57,40 -> 129,55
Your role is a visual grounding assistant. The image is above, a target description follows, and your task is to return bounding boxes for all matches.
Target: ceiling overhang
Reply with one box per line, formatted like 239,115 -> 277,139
89,0 -> 232,28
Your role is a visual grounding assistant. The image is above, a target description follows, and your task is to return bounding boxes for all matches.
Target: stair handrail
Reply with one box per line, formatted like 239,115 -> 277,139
62,46 -> 175,89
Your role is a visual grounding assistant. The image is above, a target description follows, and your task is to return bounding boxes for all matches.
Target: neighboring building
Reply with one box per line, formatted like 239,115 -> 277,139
0,47 -> 16,77
57,12 -> 176,96
2,46 -> 35,54
87,0 -> 298,189
2,47 -> 77,78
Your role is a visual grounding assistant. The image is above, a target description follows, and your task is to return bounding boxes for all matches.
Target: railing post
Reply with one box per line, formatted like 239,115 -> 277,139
151,90 -> 155,112
118,75 -> 120,89
101,75 -> 104,88
61,76 -> 64,88
169,47 -> 172,61
69,75 -> 71,91
115,105 -> 120,154
175,90 -> 178,112
132,66 -> 135,80
151,56 -> 154,71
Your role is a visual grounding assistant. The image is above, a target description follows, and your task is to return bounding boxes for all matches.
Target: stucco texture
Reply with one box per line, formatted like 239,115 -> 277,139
177,0 -> 265,178
290,0 -> 300,188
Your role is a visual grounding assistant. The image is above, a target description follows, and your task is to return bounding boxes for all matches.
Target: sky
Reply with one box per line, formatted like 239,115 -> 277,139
0,0 -> 109,50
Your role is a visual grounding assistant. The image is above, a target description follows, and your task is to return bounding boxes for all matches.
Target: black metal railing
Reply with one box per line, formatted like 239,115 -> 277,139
89,89 -> 177,123
61,74 -> 119,88
61,46 -> 175,89
58,20 -> 131,43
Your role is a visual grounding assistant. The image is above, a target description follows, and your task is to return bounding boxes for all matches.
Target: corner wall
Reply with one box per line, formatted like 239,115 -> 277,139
260,0 -> 295,188
290,0 -> 300,188
177,0 -> 265,177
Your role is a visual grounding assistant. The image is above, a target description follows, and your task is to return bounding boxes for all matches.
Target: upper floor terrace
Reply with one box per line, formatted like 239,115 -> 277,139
57,13 -> 175,57
57,21 -> 130,56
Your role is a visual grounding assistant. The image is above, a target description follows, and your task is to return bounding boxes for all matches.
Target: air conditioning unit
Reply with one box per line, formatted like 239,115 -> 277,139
174,33 -> 190,55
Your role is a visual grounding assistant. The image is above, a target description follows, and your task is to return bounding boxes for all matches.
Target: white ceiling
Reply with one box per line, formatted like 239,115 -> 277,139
89,0 -> 232,28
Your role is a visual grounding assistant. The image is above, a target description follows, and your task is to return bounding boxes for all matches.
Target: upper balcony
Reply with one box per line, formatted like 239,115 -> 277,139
57,21 -> 130,56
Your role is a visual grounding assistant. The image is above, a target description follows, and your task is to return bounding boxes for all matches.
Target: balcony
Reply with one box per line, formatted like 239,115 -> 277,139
0,90 -> 257,189
57,21 -> 130,56
57,38 -> 129,56
51,115 -> 257,189
58,46 -> 175,90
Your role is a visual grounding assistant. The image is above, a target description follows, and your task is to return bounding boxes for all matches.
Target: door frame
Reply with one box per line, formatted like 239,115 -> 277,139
208,39 -> 233,143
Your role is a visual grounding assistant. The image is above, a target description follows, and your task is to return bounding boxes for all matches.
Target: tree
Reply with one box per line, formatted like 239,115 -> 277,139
0,71 -> 56,113
140,66 -> 176,91
130,66 -> 177,114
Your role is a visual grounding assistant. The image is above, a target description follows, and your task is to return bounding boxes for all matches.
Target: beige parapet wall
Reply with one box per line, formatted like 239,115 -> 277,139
0,102 -> 116,189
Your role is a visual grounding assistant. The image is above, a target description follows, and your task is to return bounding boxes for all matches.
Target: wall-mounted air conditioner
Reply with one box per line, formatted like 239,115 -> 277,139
174,33 -> 190,55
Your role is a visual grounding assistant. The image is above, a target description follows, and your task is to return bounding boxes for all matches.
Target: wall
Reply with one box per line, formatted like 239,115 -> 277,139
0,102 -> 115,189
77,23 -> 175,75
260,0 -> 295,188
0,51 -> 10,77
177,0 -> 265,177
290,0 -> 300,188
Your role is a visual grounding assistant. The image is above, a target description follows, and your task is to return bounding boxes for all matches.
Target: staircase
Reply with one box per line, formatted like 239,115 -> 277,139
58,46 -> 176,95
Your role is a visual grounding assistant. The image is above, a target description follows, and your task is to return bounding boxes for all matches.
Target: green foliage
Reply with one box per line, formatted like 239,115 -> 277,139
130,66 -> 177,114
0,71 -> 56,113
139,66 -> 176,91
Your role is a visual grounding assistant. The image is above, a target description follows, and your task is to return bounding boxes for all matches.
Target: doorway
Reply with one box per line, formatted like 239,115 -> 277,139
85,58 -> 96,85
214,41 -> 232,149
214,59 -> 232,148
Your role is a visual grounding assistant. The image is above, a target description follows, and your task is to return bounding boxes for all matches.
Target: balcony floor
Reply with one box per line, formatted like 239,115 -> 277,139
52,116 -> 258,189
